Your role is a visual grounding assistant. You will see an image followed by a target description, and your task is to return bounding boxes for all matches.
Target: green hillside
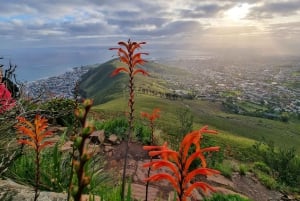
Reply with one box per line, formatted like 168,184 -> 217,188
93,94 -> 300,154
80,59 -> 300,154
79,59 -> 126,104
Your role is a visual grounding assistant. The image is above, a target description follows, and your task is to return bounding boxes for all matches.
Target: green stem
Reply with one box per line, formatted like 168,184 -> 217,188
34,145 -> 40,201
145,121 -> 154,201
121,63 -> 134,201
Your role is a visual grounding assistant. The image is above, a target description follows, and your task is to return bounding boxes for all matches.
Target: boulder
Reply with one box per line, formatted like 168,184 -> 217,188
108,134 -> 118,144
90,130 -> 105,144
0,179 -> 67,201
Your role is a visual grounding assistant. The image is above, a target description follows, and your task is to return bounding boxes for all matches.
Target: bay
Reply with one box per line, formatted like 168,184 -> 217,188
0,46 -> 112,82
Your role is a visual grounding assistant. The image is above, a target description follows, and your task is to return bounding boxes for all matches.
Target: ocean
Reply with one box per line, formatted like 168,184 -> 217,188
1,46 -> 112,82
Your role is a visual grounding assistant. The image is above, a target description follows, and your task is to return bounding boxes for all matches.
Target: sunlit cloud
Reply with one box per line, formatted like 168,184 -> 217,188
0,0 -> 299,58
225,3 -> 252,21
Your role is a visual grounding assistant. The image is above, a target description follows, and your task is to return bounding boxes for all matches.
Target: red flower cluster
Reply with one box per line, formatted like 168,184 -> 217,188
0,83 -> 15,113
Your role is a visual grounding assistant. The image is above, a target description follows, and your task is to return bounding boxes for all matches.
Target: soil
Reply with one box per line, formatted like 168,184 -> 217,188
102,141 -> 294,201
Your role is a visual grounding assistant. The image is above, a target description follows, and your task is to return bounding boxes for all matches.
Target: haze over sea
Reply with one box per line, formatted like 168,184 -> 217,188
1,46 -> 211,82
0,46 -> 111,82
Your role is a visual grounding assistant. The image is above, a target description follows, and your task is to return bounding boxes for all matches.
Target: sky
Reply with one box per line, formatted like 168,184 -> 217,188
1,0 -> 300,80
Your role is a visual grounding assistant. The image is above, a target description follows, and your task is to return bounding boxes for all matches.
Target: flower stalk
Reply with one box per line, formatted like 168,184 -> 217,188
140,108 -> 160,201
15,114 -> 54,201
71,99 -> 95,201
110,39 -> 149,201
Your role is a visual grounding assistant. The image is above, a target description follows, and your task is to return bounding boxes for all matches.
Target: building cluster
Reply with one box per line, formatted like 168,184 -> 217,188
24,66 -> 91,101
162,57 -> 300,114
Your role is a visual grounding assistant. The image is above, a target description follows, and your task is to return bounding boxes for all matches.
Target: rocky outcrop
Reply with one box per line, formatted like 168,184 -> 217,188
0,179 -> 67,201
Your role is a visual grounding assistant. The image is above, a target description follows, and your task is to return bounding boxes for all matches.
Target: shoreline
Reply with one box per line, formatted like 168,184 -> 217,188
24,65 -> 93,100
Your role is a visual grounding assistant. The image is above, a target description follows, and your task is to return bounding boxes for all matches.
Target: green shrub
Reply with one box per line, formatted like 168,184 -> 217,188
202,136 -> 225,167
97,118 -> 153,144
204,193 -> 253,201
253,161 -> 271,174
95,180 -> 133,201
41,98 -> 76,126
134,122 -> 151,144
239,164 -> 248,176
98,117 -> 128,139
254,171 -> 278,190
175,108 -> 193,138
215,161 -> 233,179
253,140 -> 300,188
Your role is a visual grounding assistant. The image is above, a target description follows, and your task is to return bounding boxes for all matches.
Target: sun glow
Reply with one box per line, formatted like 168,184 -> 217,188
225,3 -> 251,21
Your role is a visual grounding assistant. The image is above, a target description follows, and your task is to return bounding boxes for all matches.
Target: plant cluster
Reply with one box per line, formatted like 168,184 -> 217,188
6,142 -> 71,192
176,108 -> 193,138
41,97 -> 76,126
252,140 -> 300,191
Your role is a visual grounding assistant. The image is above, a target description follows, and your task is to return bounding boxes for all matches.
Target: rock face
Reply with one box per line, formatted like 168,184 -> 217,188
0,179 -> 67,201
90,130 -> 105,144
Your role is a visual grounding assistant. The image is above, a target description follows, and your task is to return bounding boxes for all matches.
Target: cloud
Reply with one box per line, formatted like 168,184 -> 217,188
179,3 -> 230,18
0,0 -> 300,58
248,0 -> 300,19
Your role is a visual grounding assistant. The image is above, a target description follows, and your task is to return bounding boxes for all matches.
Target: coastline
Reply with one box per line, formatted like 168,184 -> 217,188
24,65 -> 94,100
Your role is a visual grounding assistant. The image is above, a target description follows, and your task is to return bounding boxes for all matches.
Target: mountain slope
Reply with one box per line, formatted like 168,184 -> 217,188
79,59 -> 300,154
79,58 -> 187,105
79,59 -> 126,104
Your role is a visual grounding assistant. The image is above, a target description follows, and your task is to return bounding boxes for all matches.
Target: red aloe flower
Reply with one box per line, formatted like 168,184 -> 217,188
110,39 -> 149,77
15,114 -> 54,151
141,108 -> 160,123
143,126 -> 220,201
15,114 -> 54,201
141,108 -> 160,144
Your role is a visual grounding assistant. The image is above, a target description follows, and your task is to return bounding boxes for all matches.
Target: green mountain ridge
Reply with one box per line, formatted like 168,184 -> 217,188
79,58 -> 187,105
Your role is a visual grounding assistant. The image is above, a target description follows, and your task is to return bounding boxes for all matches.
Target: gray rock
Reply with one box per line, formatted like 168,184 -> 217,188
0,179 -> 67,201
108,134 -> 118,144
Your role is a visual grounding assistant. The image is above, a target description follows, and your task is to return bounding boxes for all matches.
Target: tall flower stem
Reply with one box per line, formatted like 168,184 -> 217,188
67,82 -> 80,201
141,108 -> 160,201
110,39 -> 149,201
72,99 -> 94,201
121,67 -> 134,200
15,115 -> 54,201
34,144 -> 40,201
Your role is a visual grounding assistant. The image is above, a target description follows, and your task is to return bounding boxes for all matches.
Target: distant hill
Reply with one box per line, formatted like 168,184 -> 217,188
79,58 -> 187,105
